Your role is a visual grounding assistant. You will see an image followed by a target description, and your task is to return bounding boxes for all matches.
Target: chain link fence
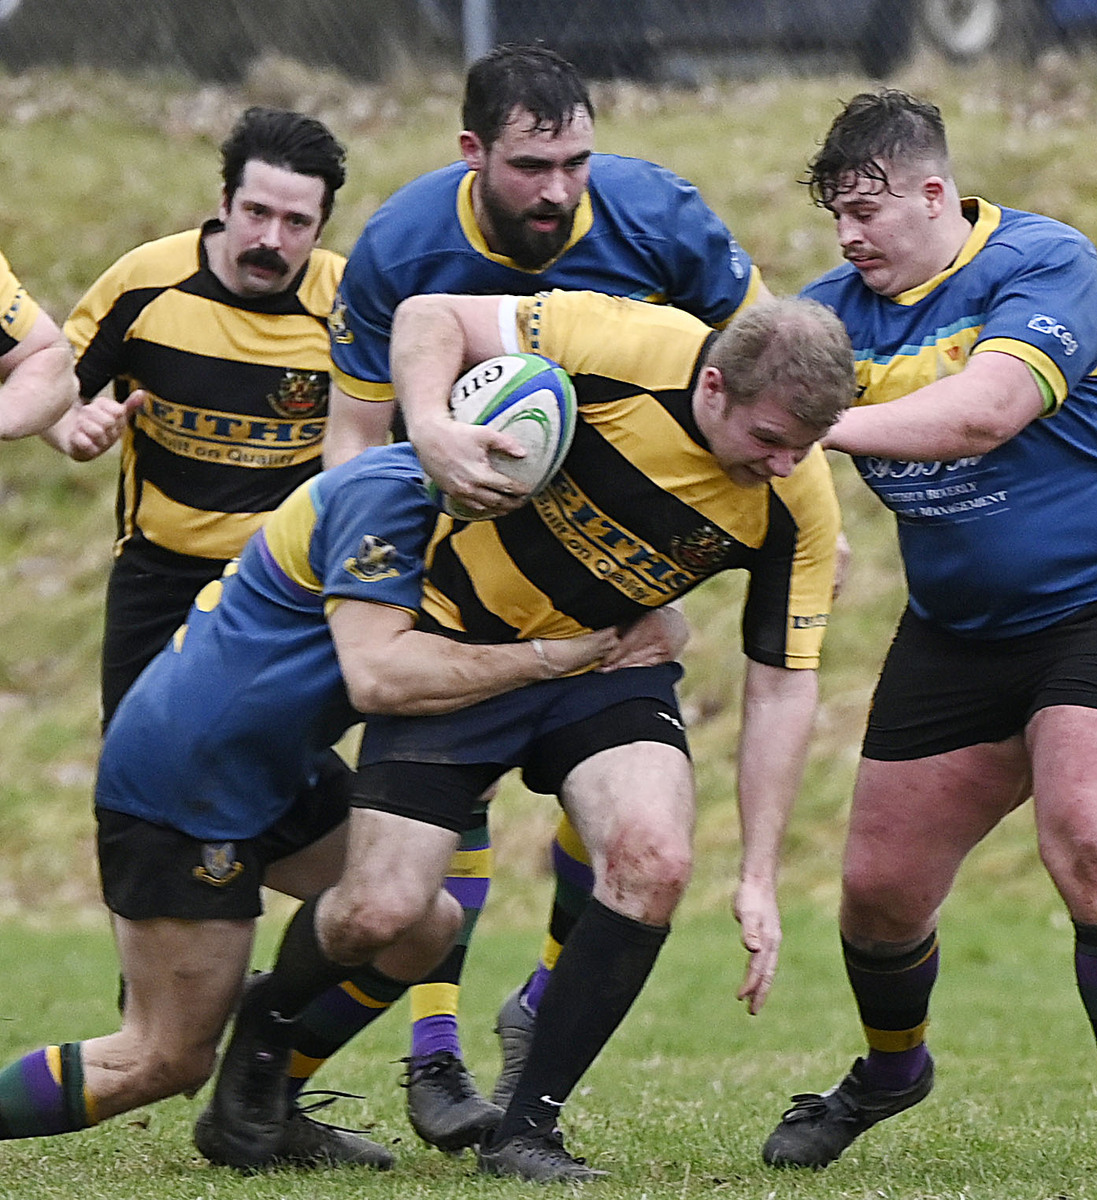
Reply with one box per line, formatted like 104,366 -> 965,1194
1,0 -> 1091,83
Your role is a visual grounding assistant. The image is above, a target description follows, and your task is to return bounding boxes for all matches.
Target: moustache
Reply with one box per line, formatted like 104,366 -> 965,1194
238,247 -> 289,275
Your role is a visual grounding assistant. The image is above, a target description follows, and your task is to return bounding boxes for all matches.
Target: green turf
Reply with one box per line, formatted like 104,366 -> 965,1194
0,875 -> 1089,1199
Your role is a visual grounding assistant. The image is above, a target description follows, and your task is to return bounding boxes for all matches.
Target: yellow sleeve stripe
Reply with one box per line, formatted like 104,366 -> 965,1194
332,364 -> 395,403
974,337 -> 1067,412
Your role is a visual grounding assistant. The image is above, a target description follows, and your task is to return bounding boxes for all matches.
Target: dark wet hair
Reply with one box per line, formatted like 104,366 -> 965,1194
220,106 -> 347,225
462,43 -> 594,147
805,88 -> 950,207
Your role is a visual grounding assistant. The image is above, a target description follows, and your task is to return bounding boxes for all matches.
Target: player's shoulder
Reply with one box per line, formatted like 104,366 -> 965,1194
97,228 -> 205,289
802,261 -> 863,304
589,152 -> 685,186
989,201 -> 1095,261
347,163 -> 467,268
367,163 -> 466,230
301,245 -> 346,301
588,153 -> 701,204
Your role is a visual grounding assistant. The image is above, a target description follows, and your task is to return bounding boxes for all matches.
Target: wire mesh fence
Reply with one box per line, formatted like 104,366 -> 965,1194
0,0 -> 1088,84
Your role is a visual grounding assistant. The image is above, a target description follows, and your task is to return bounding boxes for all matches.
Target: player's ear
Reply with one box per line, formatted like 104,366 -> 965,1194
923,176 -> 948,216
460,131 -> 487,171
217,187 -> 232,222
699,366 -> 726,412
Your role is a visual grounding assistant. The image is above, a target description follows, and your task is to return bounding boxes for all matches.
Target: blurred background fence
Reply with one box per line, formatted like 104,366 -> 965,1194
1,0 -> 1095,84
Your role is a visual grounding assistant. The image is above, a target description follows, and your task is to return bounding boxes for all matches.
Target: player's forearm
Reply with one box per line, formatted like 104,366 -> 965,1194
735,661 -> 818,885
823,354 -> 1043,461
343,629 -> 616,716
38,399 -> 82,454
0,344 -> 79,440
390,295 -> 469,443
322,384 -> 394,468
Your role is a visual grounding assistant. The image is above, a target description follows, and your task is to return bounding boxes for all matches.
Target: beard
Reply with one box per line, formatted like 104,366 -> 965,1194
479,182 -> 577,270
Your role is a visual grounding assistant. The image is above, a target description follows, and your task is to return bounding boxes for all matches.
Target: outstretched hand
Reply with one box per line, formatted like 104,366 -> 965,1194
734,876 -> 782,1015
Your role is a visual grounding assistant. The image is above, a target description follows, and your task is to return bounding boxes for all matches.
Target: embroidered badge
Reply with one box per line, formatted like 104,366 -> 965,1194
328,296 -> 353,345
192,842 -> 244,887
669,523 -> 735,573
344,535 -> 399,582
268,370 -> 327,419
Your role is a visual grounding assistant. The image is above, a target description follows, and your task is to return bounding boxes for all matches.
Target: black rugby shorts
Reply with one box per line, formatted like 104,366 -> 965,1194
863,602 -> 1097,761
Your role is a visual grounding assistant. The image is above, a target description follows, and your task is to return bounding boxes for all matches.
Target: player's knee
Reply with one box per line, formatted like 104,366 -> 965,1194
601,827 -> 692,912
1040,824 -> 1097,900
325,886 -> 435,960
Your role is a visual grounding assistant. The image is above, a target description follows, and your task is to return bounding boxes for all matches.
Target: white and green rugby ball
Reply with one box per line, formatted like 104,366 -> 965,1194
439,352 -> 577,521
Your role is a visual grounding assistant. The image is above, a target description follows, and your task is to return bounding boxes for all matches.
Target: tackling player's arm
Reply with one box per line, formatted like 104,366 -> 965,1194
390,292 -> 529,516
42,389 -> 148,460
823,351 -> 1044,460
329,599 -> 619,716
0,308 -> 79,440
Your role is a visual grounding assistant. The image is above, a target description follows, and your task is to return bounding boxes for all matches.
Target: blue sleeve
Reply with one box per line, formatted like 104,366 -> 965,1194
979,231 -> 1097,393
312,467 -> 438,612
657,174 -> 755,325
329,225 -> 402,389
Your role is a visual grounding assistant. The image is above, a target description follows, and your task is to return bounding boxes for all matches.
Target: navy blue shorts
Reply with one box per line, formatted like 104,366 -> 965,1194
354,664 -> 688,833
863,603 -> 1097,761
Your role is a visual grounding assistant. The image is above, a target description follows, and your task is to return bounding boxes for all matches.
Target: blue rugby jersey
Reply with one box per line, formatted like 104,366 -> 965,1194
805,198 -> 1097,638
95,444 -> 436,840
329,154 -> 762,403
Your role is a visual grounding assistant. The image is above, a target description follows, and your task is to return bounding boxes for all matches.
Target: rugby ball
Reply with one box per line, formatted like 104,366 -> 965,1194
437,352 -> 577,520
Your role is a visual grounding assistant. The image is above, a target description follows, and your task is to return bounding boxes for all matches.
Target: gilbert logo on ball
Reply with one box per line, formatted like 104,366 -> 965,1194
435,353 -> 577,521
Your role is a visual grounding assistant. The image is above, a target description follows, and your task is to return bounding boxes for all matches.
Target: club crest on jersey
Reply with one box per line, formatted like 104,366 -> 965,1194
193,842 -> 244,887
268,370 -> 327,419
670,524 -> 735,572
345,535 -> 399,582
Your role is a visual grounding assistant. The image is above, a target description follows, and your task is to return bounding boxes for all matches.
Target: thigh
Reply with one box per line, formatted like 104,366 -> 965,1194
842,737 -> 1030,943
329,806 -> 461,914
263,819 -> 347,900
112,915 -> 254,1049
81,913 -> 254,1119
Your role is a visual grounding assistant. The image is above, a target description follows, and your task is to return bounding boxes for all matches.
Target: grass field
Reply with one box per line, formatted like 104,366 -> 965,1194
0,870 -> 1089,1200
2,43 -> 1097,1198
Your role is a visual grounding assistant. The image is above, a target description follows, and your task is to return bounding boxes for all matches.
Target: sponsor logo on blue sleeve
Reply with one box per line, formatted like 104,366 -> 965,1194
1027,313 -> 1078,356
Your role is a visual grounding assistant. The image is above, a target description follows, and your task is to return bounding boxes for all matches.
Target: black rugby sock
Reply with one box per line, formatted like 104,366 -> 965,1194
255,894 -> 348,1026
495,897 -> 668,1140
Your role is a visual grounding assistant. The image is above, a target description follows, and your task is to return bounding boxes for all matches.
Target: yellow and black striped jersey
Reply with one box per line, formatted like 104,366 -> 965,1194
0,248 -> 41,358
421,291 -> 841,670
65,221 -> 345,561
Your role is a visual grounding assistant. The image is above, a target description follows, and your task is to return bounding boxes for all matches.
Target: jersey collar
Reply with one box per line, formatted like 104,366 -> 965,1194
456,171 -> 594,272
